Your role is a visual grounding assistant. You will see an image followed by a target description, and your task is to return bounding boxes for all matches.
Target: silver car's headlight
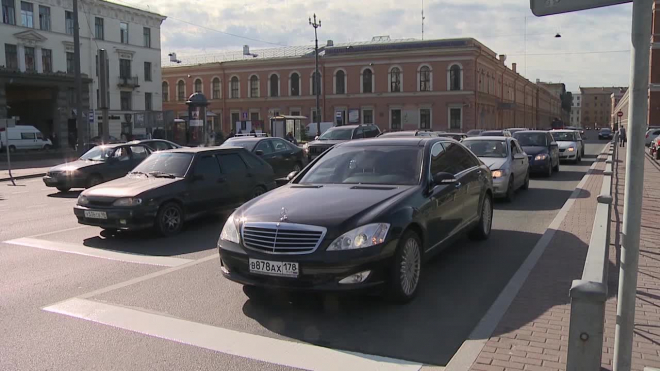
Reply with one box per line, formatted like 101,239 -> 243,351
77,195 -> 89,206
327,223 -> 390,251
568,146 -> 575,152
220,212 -> 240,244
112,197 -> 142,207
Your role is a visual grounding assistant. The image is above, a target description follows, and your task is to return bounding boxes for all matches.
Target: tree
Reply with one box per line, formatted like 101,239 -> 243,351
560,91 -> 572,115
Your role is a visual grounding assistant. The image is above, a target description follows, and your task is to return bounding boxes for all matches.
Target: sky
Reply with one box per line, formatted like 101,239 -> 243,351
113,0 -> 634,93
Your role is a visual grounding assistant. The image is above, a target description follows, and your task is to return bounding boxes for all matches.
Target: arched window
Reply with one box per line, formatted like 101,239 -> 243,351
212,77 -> 220,99
269,74 -> 279,97
311,72 -> 321,95
390,67 -> 401,92
290,73 -> 300,96
177,80 -> 185,101
194,78 -> 202,93
362,68 -> 373,93
449,64 -> 462,91
162,81 -> 169,102
335,70 -> 345,94
250,75 -> 259,98
230,76 -> 239,98
419,66 -> 431,91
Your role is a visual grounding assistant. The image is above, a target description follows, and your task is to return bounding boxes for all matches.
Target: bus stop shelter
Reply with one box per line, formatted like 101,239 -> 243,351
270,115 -> 307,142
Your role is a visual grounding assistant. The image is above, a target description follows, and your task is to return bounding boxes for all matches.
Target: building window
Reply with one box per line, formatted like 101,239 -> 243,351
231,112 -> 240,128
120,22 -> 128,44
250,111 -> 259,122
194,78 -> 202,93
20,1 -> 32,27
143,27 -> 151,48
162,81 -> 168,102
41,48 -> 51,73
420,66 -> 431,91
4,44 -> 17,70
38,5 -> 49,30
230,76 -> 239,98
177,80 -> 185,101
449,107 -> 462,129
24,46 -> 34,71
144,92 -> 152,111
94,17 -> 103,40
65,11 -> 73,35
249,75 -> 259,98
119,58 -> 131,79
269,74 -> 279,97
335,70 -> 345,94
120,91 -> 132,110
66,52 -> 74,73
311,72 -> 321,95
449,64 -> 462,91
391,109 -> 402,131
390,67 -> 401,93
2,0 -> 15,25
362,68 -> 373,93
420,108 -> 431,130
290,72 -> 300,96
362,109 -> 374,124
143,61 -> 151,81
212,77 -> 220,99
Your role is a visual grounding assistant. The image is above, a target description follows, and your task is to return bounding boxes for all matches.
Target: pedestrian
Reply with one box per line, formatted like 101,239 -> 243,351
250,128 -> 256,137
285,131 -> 298,145
228,129 -> 235,139
619,125 -> 627,147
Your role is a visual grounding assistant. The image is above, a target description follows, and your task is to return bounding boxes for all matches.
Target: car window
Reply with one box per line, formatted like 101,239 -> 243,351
255,140 -> 274,154
152,141 -> 170,151
354,127 -> 364,139
21,132 -> 35,140
440,142 -> 479,174
240,151 -> 266,168
430,142 -> 448,175
113,147 -> 130,161
548,134 -> 555,144
654,130 -> 660,135
36,132 -> 44,140
132,152 -> 193,177
368,126 -> 380,137
194,155 -> 222,177
272,139 -> 289,152
130,146 -> 149,161
513,140 -> 524,154
217,153 -> 248,174
463,140 -> 507,158
511,141 -> 520,155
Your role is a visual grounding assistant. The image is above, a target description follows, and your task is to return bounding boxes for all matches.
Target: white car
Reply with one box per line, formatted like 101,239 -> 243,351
551,130 -> 584,163
646,128 -> 660,147
0,125 -> 53,153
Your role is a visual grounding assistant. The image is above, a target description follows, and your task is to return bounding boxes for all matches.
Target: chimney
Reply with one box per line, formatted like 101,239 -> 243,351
512,63 -> 517,73
499,54 -> 507,64
243,45 -> 250,56
536,78 -> 540,84
326,40 -> 334,47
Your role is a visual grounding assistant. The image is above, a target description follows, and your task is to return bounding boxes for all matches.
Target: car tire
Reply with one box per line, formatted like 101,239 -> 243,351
250,185 -> 267,199
8,145 -> 16,153
469,194 -> 493,241
522,171 -> 530,190
504,176 -> 515,202
386,230 -> 422,304
56,187 -> 70,192
156,202 -> 184,237
86,174 -> 103,188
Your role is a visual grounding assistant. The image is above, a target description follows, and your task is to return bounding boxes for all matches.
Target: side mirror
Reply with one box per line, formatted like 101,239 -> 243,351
255,150 -> 264,156
287,171 -> 299,181
192,174 -> 204,182
514,153 -> 526,160
432,172 -> 457,187
550,142 -> 558,148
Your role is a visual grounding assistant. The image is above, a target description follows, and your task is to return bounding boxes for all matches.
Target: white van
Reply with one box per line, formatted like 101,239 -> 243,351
0,125 -> 52,152
305,122 -> 334,140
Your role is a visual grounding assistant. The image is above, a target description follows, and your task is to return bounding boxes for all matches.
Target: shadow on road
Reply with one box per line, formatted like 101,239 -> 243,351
535,169 -> 590,182
495,188 -> 590,211
47,190 -> 81,198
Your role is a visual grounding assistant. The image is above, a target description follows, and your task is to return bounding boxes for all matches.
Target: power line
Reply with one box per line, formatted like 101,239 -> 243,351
79,0 -> 100,50
507,49 -> 630,56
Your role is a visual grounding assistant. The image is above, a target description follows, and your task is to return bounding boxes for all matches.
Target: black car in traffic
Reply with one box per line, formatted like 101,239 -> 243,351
303,124 -> 380,162
218,137 -> 493,303
74,147 -> 277,236
598,128 -> 613,140
512,131 -> 560,177
221,137 -> 305,177
43,143 -> 152,192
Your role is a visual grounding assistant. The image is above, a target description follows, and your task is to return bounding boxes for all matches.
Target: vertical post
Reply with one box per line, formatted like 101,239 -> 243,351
309,14 -> 321,138
98,49 -> 109,142
73,0 -> 85,152
614,0 -> 653,370
4,119 -> 15,186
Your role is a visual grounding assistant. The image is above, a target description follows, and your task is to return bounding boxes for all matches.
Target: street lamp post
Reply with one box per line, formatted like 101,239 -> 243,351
309,14 -> 321,139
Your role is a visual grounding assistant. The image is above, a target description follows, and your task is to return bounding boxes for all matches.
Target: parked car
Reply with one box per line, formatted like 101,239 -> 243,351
646,129 -> 660,147
43,143 -> 152,192
0,125 -> 52,152
218,137 -> 493,303
479,130 -> 512,137
513,131 -> 560,177
436,132 -> 468,141
462,136 -> 529,201
551,130 -> 584,163
128,139 -> 182,151
507,128 -> 528,135
83,135 -> 123,151
377,130 -> 439,138
466,129 -> 484,137
305,122 -> 335,140
221,136 -> 305,177
650,136 -> 660,159
303,124 -> 380,162
74,147 -> 277,236
598,128 -> 613,140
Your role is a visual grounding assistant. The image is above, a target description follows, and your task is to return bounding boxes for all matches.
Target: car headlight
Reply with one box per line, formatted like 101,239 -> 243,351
112,197 -> 142,207
77,195 -> 89,206
535,154 -> 548,161
220,212 -> 240,244
327,223 -> 390,251
60,166 -> 78,173
568,147 -> 575,152
303,143 -> 309,154
492,170 -> 504,178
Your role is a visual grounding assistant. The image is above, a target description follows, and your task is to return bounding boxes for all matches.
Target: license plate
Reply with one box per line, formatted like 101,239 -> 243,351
249,259 -> 299,278
84,210 -> 107,219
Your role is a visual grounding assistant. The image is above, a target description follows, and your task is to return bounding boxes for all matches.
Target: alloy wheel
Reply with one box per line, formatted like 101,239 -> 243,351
400,238 -> 421,296
482,196 -> 492,235
162,207 -> 181,232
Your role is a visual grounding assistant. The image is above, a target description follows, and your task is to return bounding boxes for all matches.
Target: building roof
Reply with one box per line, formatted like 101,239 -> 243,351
580,87 -> 627,94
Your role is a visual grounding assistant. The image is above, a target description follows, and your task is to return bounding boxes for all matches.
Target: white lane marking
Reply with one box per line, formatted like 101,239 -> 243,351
445,144 -> 608,371
4,237 -> 193,267
44,298 -> 423,371
22,225 -> 90,239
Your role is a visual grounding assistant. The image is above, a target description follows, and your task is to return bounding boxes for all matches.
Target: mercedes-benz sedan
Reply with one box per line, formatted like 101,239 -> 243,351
218,137 -> 493,303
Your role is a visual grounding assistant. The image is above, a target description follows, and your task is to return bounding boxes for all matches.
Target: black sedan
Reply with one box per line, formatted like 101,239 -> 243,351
513,131 -> 560,177
218,137 -> 493,303
129,139 -> 182,151
43,143 -> 152,192
221,137 -> 305,178
74,147 -> 276,236
598,128 -> 613,140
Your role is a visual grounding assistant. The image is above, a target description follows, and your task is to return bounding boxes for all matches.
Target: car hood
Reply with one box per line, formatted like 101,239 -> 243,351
82,175 -> 181,198
520,146 -> 548,156
49,160 -> 102,172
557,141 -> 577,149
479,157 -> 508,170
236,183 -> 414,230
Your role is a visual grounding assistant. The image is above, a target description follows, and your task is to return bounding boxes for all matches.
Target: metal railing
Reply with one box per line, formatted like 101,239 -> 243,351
566,135 -> 617,370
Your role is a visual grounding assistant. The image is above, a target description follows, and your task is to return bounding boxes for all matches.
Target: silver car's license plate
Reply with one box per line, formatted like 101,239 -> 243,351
249,259 -> 299,278
84,210 -> 107,219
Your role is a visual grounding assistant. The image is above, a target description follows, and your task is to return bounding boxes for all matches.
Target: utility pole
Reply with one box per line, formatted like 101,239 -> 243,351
309,14 -> 321,138
614,0 -> 653,369
73,0 -> 85,152
98,49 -> 109,142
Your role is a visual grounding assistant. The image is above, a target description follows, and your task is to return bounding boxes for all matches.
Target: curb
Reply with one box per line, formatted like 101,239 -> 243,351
0,172 -> 46,182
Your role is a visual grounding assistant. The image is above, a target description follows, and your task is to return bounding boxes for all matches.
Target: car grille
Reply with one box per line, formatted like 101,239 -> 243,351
242,222 -> 327,254
308,146 -> 331,155
87,198 -> 115,207
48,171 -> 62,177
559,149 -> 566,153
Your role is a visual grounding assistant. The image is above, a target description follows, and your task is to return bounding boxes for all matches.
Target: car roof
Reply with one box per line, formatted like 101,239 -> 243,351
167,146 -> 244,154
464,136 -> 510,141
552,130 -> 579,133
340,137 -> 447,147
225,137 -> 268,142
514,130 -> 549,134
328,125 -> 363,129
93,143 -> 134,149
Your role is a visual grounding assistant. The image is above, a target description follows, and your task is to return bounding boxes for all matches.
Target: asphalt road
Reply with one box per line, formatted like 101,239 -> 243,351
0,138 -> 607,371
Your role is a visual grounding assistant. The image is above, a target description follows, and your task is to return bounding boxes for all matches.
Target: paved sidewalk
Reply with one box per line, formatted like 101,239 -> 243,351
0,158 -> 66,182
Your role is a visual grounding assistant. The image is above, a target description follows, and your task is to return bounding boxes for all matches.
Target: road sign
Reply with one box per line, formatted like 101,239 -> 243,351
530,0 -> 631,16
88,111 -> 94,124
242,112 -> 248,120
618,111 -> 624,117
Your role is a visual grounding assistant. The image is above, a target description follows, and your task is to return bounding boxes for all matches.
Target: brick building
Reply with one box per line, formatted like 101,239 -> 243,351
161,37 -> 562,136
579,87 -> 626,128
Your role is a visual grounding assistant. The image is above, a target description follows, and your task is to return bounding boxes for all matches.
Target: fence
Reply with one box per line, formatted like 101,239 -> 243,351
566,135 -> 618,370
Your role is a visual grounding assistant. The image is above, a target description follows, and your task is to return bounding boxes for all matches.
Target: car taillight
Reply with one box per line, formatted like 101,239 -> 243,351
647,133 -> 649,138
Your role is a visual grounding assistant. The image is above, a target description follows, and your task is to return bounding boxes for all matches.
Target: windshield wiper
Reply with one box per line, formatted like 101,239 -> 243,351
148,171 -> 177,178
128,171 -> 148,177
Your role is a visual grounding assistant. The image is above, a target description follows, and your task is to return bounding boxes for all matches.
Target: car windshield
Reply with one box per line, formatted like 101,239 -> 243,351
552,132 -> 578,141
319,127 -> 354,140
481,131 -> 503,136
463,140 -> 508,158
467,130 -> 482,136
601,128 -> 611,132
379,131 -> 416,137
514,133 -> 548,147
298,145 -> 423,185
80,146 -> 115,161
221,140 -> 258,151
131,152 -> 193,177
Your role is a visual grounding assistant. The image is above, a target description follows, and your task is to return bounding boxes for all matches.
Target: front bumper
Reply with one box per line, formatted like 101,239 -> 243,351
43,174 -> 87,189
559,150 -> 577,160
218,238 -> 399,292
73,204 -> 158,230
492,174 -> 510,197
528,157 -> 551,173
